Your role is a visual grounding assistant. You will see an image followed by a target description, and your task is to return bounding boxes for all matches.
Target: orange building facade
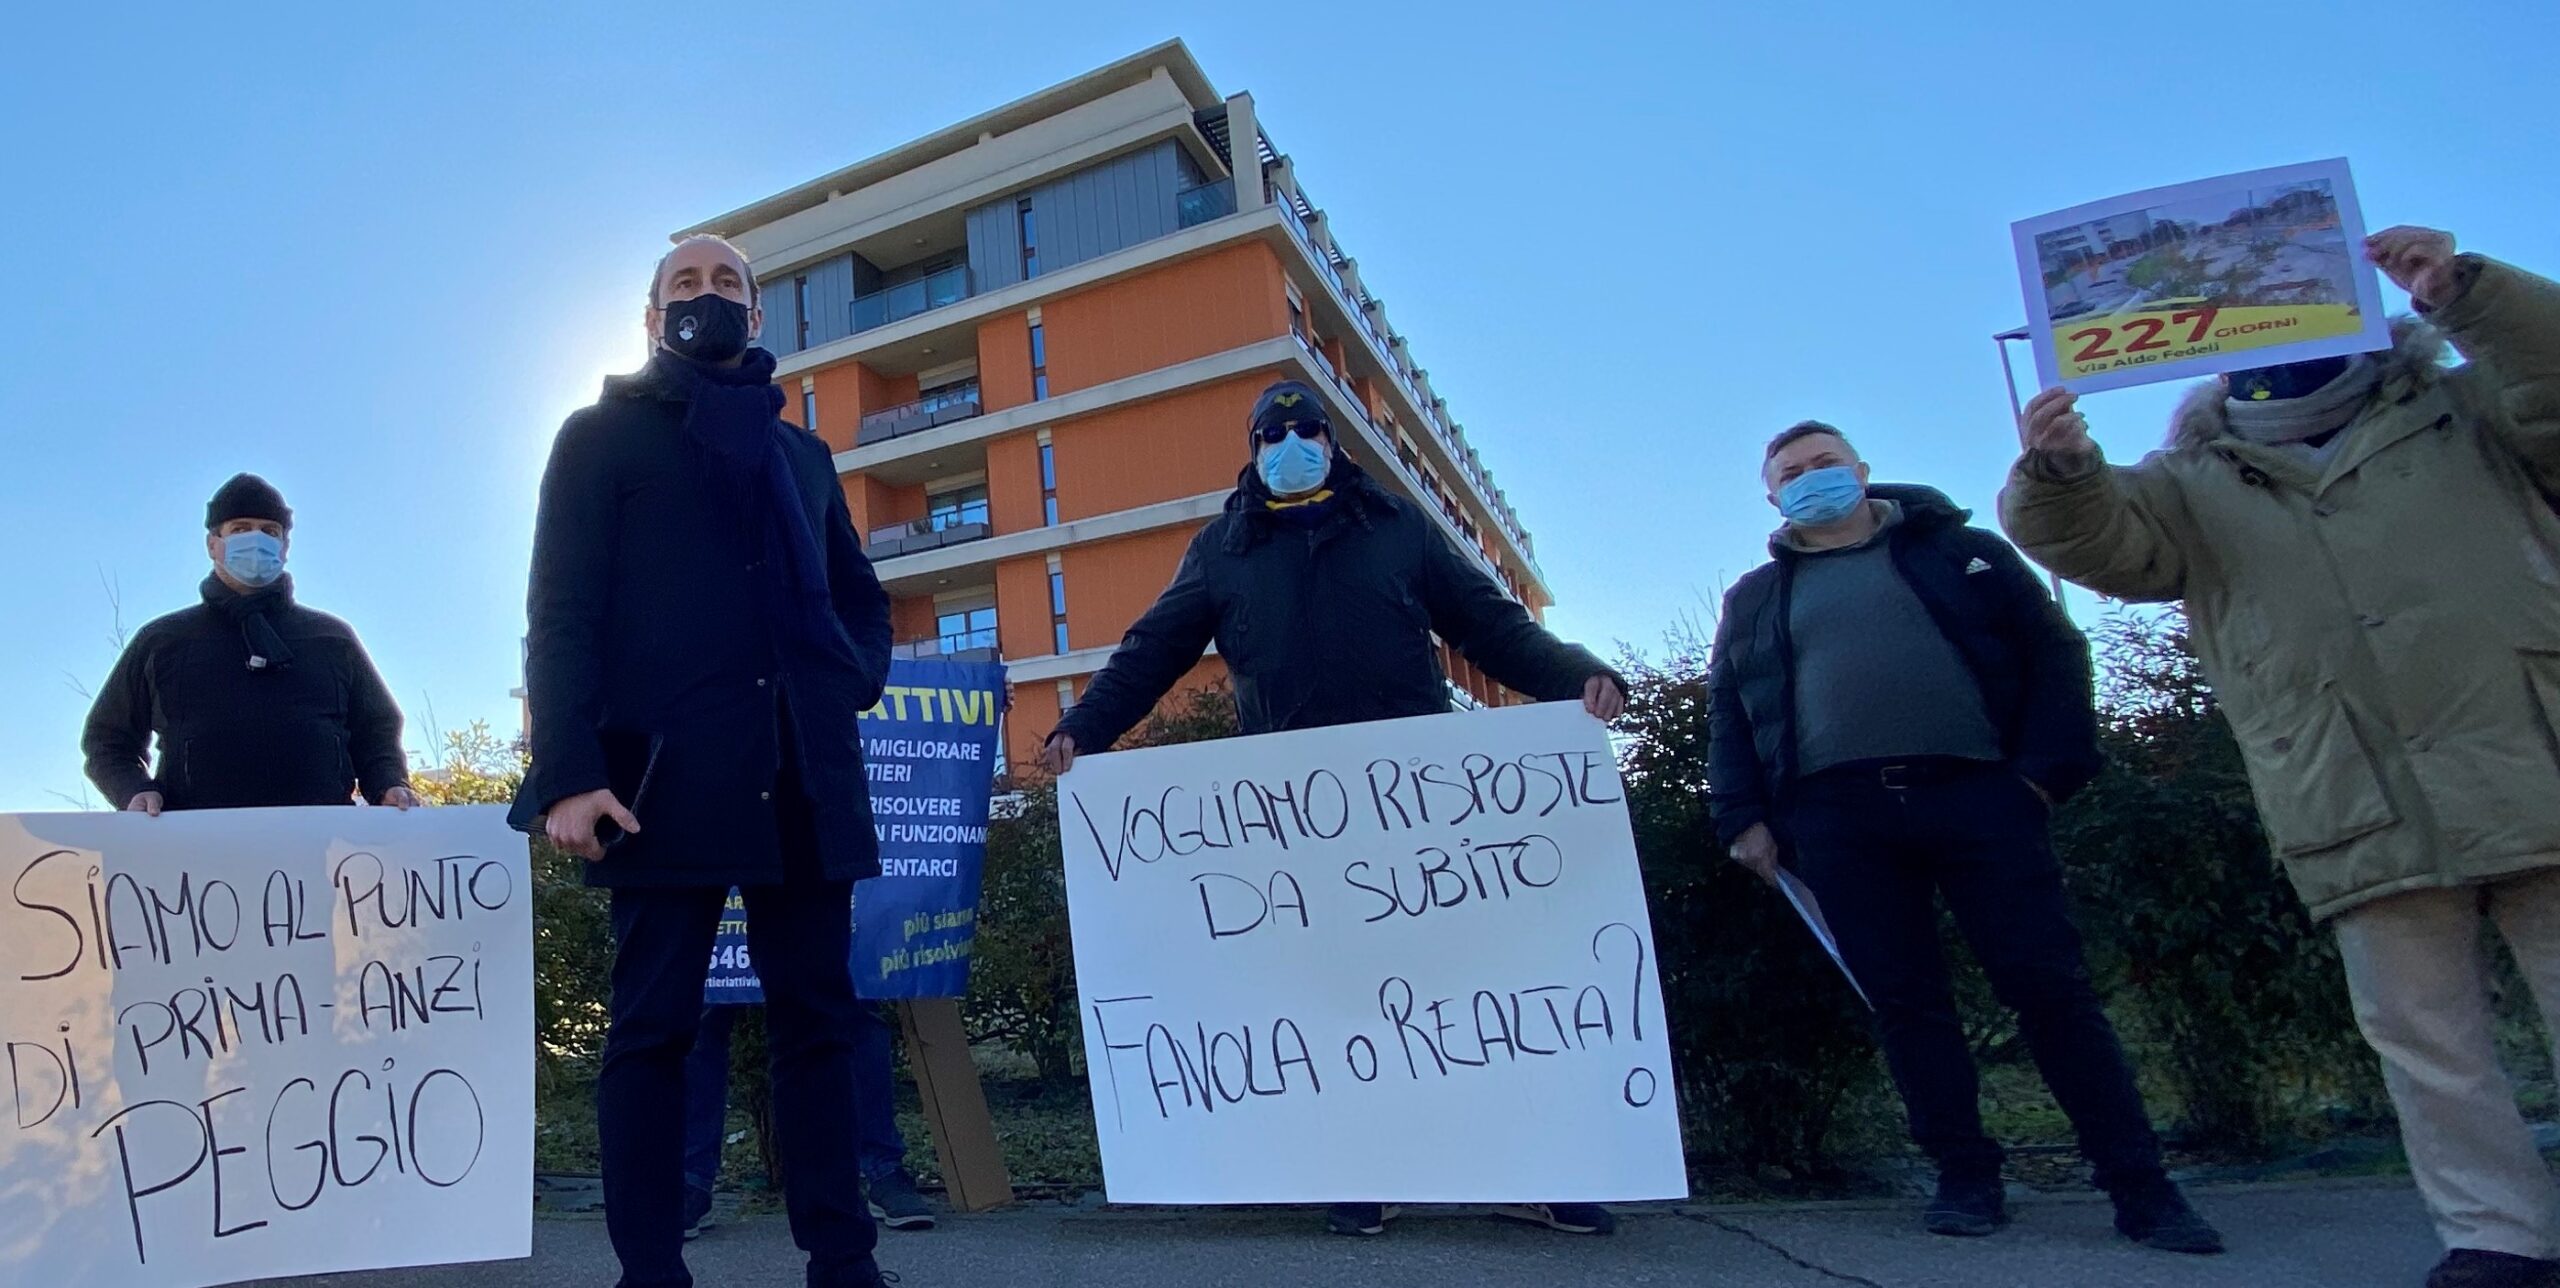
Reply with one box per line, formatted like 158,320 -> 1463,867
687,42 -> 1557,769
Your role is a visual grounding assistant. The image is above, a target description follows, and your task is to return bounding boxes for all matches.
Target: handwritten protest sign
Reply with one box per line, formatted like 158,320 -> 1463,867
1058,702 -> 1685,1204
706,658 -> 1004,1002
0,808 -> 533,1288
2012,158 -> 2391,394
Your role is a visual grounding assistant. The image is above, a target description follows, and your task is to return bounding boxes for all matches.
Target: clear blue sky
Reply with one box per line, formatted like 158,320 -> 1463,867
3,1 -> 2553,810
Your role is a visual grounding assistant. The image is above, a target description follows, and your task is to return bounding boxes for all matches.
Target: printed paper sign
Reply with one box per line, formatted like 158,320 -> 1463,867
706,658 -> 1004,1002
1058,702 -> 1686,1204
2012,159 -> 2391,394
0,807 -> 533,1288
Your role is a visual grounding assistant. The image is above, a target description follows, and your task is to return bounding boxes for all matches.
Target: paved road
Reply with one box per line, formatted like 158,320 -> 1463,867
260,1179 -> 2445,1287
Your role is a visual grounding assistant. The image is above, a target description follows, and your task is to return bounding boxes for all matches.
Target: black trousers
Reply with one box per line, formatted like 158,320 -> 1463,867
597,771 -> 877,1288
1785,760 -> 2167,1193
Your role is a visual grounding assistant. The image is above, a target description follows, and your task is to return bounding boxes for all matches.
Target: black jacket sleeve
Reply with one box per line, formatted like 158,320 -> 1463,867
1055,530 -> 1221,752
1705,583 -> 1769,849
1976,533 -> 2104,801
1417,520 -> 1612,702
81,632 -> 159,808
823,478 -> 893,710
344,633 -> 410,804
521,412 -> 617,812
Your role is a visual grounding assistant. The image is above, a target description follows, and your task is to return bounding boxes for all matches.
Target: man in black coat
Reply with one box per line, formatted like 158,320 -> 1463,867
83,473 -> 417,813
1040,377 -> 1626,1240
1708,421 -> 2218,1255
513,235 -> 895,1288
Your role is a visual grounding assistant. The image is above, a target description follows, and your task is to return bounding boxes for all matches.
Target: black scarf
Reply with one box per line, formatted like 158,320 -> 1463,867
651,348 -> 861,671
1242,452 -> 1360,523
202,574 -> 296,673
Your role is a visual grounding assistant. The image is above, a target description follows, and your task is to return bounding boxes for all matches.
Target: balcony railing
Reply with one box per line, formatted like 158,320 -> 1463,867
858,383 -> 982,446
865,512 -> 991,560
1177,179 -> 1237,229
892,629 -> 999,662
1264,160 -> 1540,571
851,264 -> 973,335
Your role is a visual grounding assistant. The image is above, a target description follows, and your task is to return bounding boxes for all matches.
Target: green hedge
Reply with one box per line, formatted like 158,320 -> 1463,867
490,605 -> 2387,1185
959,611 -> 2385,1182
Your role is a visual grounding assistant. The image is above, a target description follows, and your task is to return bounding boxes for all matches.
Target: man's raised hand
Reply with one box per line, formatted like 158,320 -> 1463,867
2024,387 -> 2098,468
2366,226 -> 2460,311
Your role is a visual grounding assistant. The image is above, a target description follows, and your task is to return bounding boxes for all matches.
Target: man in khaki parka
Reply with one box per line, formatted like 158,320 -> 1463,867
2002,226 -> 2560,1288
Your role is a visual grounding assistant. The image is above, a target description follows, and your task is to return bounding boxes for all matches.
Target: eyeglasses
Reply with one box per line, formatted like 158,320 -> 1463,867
1253,419 -> 1330,445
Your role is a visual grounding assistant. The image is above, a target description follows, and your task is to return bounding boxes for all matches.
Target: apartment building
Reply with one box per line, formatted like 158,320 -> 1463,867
684,40 -> 1558,768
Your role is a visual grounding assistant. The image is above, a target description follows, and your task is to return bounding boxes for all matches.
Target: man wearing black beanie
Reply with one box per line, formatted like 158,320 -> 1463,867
81,473 -> 417,814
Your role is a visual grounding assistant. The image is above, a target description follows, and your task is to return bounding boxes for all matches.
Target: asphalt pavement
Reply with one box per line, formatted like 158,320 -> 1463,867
254,1178 -> 2453,1288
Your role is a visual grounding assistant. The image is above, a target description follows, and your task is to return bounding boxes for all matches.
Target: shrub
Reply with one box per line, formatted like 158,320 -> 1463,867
1616,634 -> 1886,1178
970,778 -> 1080,1089
2053,609 -> 2379,1153
409,724 -> 616,1168
966,685 -> 1242,1089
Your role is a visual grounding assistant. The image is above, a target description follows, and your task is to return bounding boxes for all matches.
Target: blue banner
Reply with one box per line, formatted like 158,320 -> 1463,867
705,658 -> 1006,1001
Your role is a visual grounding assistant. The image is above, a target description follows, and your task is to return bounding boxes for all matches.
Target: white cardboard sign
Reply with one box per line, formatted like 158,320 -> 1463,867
0,807 -> 533,1288
1058,702 -> 1687,1203
2010,158 -> 2392,394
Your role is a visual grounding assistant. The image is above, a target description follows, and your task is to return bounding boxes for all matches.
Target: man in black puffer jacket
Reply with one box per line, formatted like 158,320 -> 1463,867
82,473 -> 417,814
1041,378 -> 1625,1241
1709,420 -> 2216,1255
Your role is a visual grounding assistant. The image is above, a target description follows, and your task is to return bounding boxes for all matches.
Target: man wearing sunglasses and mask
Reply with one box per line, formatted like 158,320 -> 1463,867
2006,227 -> 2560,1288
82,473 -> 419,815
1039,376 -> 1626,1240
514,234 -> 896,1288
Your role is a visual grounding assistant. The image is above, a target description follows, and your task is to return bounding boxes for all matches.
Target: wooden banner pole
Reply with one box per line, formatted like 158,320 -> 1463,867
896,997 -> 1015,1213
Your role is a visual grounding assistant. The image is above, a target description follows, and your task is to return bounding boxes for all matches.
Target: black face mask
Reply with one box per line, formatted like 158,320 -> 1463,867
659,291 -> 752,363
2229,355 -> 2350,402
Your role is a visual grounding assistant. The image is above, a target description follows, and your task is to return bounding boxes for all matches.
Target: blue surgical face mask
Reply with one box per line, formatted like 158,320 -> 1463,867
220,531 -> 285,587
1257,435 -> 1331,497
1777,465 -> 1866,528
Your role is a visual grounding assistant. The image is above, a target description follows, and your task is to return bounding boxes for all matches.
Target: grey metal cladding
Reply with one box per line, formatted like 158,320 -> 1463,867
801,254 -> 856,349
964,139 -> 1182,287
967,199 -> 1024,293
761,271 -> 801,355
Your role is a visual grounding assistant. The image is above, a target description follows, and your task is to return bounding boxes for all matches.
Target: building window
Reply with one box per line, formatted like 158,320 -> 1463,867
1018,198 -> 1040,279
801,388 -> 818,432
927,483 -> 990,531
1049,565 -> 1069,654
794,275 -> 811,350
935,605 -> 997,654
1288,298 -> 1309,349
919,378 -> 980,416
1038,442 -> 1060,526
1029,322 -> 1049,401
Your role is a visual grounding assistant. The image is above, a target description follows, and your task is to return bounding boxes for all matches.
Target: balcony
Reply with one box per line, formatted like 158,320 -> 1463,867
866,512 -> 991,561
1177,179 -> 1236,229
851,264 -> 973,335
1276,194 -> 1359,315
892,628 -> 999,664
859,382 -> 983,446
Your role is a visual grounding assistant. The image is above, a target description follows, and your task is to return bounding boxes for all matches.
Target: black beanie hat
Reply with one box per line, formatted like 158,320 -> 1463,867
207,473 -> 293,531
2227,355 -> 2353,402
1247,379 -> 1333,443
